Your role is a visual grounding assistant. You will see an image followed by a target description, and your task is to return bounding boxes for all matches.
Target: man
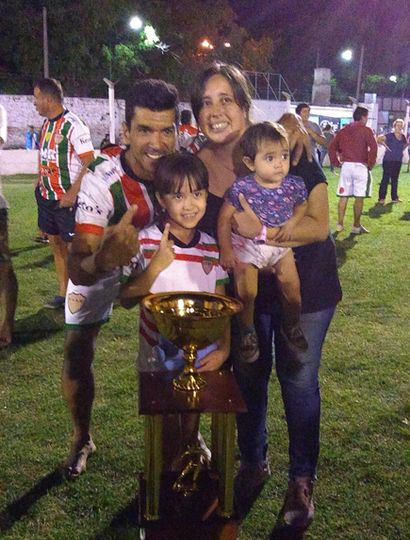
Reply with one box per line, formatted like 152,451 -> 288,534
34,78 -> 94,309
178,109 -> 200,152
0,104 -> 18,348
295,103 -> 327,164
63,79 -> 178,478
329,106 -> 377,234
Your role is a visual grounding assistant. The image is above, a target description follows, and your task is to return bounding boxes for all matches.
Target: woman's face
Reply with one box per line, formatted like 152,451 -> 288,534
198,74 -> 248,146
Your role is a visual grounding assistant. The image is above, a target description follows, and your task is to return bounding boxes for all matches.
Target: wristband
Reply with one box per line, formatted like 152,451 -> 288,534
253,224 -> 267,244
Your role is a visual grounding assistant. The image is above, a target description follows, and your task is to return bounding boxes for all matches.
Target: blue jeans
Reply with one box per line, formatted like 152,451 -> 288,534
234,306 -> 336,479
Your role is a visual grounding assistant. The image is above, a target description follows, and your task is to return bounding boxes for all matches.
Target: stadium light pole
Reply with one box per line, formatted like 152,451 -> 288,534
341,45 -> 365,103
43,7 -> 49,77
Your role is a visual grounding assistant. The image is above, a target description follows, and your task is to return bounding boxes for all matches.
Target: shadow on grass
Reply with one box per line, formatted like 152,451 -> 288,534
333,233 -> 359,268
12,309 -> 64,347
10,243 -> 50,258
93,497 -> 139,539
399,211 -> 410,221
365,202 -> 393,219
17,253 -> 54,270
269,523 -> 307,539
0,468 -> 64,533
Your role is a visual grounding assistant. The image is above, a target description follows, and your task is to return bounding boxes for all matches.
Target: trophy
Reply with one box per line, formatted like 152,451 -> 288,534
142,291 -> 242,392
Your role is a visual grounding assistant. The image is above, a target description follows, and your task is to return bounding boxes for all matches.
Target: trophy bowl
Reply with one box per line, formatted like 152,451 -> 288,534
142,292 -> 242,392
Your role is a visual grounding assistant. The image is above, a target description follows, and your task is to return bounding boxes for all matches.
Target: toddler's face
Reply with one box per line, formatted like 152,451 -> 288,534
251,139 -> 290,186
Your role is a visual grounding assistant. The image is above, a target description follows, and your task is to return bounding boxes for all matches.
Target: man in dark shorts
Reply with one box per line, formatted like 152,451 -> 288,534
34,78 -> 94,308
63,79 -> 179,478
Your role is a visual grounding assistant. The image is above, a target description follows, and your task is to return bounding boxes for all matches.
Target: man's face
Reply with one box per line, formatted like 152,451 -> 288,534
299,106 -> 310,123
123,107 -> 176,180
33,87 -> 51,118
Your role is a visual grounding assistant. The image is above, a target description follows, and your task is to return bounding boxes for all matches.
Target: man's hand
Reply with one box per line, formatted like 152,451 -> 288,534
149,223 -> 175,274
94,205 -> 139,272
59,190 -> 77,208
197,349 -> 226,372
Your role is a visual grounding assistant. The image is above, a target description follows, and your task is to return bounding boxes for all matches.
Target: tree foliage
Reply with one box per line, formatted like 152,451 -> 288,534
0,0 -> 277,99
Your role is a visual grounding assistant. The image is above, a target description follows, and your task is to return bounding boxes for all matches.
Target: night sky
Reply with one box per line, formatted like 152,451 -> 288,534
230,0 -> 410,93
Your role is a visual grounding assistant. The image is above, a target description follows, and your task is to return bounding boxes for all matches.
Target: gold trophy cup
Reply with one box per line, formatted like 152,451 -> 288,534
142,292 -> 242,392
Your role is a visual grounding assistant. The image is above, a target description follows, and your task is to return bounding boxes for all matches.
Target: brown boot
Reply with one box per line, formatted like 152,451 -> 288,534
280,476 -> 314,528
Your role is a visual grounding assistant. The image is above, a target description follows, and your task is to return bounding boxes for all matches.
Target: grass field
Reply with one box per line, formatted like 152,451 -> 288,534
1,167 -> 409,539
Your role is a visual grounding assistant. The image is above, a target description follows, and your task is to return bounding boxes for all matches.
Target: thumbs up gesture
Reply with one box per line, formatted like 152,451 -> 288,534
94,205 -> 140,272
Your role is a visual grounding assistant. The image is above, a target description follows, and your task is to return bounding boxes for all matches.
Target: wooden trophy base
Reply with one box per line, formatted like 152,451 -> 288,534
138,472 -> 239,539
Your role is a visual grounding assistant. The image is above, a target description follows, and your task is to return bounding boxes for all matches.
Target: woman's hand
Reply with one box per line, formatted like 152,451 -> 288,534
232,193 -> 263,238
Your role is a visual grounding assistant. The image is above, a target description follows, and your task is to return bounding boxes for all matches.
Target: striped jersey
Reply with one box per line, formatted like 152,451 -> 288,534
124,224 -> 229,371
75,150 -> 156,236
38,109 -> 94,200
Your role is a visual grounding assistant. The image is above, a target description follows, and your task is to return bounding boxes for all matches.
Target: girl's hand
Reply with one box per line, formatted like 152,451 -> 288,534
150,223 -> 175,273
197,349 -> 226,372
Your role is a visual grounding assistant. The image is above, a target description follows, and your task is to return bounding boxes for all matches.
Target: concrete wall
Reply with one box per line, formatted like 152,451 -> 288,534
0,94 -> 125,149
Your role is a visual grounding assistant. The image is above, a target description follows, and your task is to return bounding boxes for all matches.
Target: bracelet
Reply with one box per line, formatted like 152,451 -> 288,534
253,224 -> 267,244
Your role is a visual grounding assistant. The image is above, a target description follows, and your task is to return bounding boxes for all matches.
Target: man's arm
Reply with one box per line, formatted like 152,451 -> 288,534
328,133 -> 342,168
306,123 -> 327,147
59,154 -> 94,208
367,129 -> 378,170
68,205 -> 139,286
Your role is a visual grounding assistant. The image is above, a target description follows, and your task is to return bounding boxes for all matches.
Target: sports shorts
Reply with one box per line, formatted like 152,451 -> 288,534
337,162 -> 372,197
65,269 -> 121,327
231,233 -> 289,269
35,186 -> 75,242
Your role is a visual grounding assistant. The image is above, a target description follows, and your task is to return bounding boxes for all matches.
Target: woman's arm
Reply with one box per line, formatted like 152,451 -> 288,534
232,183 -> 329,247
218,202 -> 238,269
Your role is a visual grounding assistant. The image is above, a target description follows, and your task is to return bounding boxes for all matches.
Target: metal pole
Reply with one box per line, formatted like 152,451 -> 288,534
103,78 -> 116,143
355,44 -> 364,103
43,7 -> 49,78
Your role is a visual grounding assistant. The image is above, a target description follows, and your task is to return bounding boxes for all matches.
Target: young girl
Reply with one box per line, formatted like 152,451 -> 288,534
120,152 -> 230,468
218,122 -> 308,363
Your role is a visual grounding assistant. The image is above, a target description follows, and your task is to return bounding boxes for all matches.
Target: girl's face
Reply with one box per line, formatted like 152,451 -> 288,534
198,75 -> 248,146
156,178 -> 208,239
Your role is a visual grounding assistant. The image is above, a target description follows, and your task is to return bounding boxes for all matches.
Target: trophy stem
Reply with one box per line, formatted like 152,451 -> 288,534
173,344 -> 206,392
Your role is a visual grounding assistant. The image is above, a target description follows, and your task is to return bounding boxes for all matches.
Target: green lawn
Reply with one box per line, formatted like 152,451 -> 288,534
1,167 -> 409,539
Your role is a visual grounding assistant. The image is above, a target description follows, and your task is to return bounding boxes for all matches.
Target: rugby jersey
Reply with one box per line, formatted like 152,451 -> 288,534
38,109 -> 94,200
124,224 -> 229,371
75,150 -> 156,235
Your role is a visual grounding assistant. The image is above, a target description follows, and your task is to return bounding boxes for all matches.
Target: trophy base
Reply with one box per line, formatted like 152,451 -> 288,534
173,372 -> 206,392
138,472 -> 239,539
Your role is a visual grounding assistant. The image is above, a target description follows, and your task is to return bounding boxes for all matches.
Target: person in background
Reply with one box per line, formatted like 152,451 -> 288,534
34,78 -> 94,309
25,125 -> 39,150
99,133 -> 111,150
295,103 -> 327,165
329,106 -> 377,234
319,123 -> 334,172
178,108 -> 200,153
377,118 -> 408,204
0,104 -> 18,348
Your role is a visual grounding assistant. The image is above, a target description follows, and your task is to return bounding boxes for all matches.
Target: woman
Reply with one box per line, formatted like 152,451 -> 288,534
191,63 -> 342,529
377,119 -> 408,204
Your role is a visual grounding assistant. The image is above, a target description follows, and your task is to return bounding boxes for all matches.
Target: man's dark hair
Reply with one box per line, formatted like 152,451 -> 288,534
295,102 -> 310,115
33,78 -> 63,102
191,62 -> 252,122
154,152 -> 208,196
353,106 -> 369,122
180,109 -> 192,125
125,79 -> 179,127
240,121 -> 289,161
